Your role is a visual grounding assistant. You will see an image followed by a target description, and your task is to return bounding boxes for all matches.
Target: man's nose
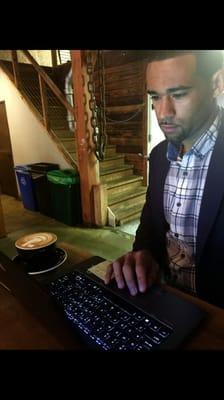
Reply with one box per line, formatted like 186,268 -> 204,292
157,96 -> 175,120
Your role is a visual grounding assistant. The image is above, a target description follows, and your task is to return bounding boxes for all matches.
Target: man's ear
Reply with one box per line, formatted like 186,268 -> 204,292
212,69 -> 224,97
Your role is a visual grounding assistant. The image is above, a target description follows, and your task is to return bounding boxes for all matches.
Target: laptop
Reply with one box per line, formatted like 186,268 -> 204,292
46,256 -> 207,350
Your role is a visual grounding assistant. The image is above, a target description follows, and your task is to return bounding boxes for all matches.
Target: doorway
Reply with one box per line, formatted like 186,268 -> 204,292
0,101 -> 18,197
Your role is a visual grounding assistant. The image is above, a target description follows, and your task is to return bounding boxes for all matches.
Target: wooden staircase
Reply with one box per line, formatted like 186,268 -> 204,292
0,59 -> 147,226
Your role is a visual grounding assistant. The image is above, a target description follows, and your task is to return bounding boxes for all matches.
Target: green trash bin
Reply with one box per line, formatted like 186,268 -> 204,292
47,169 -> 82,226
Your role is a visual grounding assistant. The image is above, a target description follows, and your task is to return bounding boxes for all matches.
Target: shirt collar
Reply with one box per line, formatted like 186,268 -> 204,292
167,107 -> 222,162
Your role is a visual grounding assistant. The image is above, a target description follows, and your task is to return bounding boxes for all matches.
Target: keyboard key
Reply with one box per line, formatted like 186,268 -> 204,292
141,337 -> 154,350
159,327 -> 172,338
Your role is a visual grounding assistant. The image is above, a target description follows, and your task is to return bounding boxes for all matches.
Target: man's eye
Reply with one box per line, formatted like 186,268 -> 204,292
150,95 -> 160,101
171,92 -> 187,99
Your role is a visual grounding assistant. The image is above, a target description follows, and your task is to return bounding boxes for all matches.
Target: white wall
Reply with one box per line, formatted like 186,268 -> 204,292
0,68 -> 71,169
0,50 -> 53,66
148,95 -> 165,154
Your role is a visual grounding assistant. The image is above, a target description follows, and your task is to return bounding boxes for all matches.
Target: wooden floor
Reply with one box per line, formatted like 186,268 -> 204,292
0,194 -> 134,262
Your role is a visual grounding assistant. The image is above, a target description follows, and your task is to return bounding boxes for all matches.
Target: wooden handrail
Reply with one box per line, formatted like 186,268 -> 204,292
20,50 -> 75,117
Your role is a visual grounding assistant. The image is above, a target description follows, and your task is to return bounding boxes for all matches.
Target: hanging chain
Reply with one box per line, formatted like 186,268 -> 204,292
86,51 -> 100,159
86,50 -> 106,161
97,50 -> 107,160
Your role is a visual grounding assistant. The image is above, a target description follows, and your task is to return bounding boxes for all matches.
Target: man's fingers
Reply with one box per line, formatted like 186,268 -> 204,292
123,253 -> 138,295
135,263 -> 148,293
113,260 -> 125,289
135,251 -> 151,293
104,259 -> 125,289
104,263 -> 113,284
105,251 -> 159,296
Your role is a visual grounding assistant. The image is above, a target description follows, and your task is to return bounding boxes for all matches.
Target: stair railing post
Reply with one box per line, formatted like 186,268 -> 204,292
38,74 -> 50,130
71,50 -> 101,226
51,50 -> 58,67
11,50 -> 21,89
93,184 -> 108,226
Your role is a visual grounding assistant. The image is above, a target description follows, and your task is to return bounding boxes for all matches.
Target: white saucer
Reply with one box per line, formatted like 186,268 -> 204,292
12,247 -> 67,275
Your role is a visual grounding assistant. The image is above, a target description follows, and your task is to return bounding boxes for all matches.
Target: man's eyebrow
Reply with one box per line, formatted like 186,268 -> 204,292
168,86 -> 193,93
147,86 -> 193,95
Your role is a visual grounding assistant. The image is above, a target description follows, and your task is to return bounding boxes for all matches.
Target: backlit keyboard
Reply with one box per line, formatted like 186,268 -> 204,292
47,270 -> 173,351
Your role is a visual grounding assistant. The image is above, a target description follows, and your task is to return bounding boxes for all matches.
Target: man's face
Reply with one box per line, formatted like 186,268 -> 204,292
146,54 -> 215,148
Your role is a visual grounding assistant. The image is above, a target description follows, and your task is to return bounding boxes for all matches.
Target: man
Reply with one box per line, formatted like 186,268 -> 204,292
105,50 -> 224,308
65,65 -> 75,131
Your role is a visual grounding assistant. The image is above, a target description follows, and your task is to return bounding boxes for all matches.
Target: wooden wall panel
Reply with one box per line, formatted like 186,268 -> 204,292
94,54 -> 147,175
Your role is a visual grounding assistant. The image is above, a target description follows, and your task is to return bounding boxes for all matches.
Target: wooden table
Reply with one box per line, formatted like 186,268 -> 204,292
0,242 -> 224,350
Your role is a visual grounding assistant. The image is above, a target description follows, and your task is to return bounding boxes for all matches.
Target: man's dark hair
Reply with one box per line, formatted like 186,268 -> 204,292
147,50 -> 223,79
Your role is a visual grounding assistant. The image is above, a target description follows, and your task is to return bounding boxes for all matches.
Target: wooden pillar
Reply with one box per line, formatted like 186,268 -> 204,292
93,184 -> 108,226
51,50 -> 58,67
71,50 -> 100,225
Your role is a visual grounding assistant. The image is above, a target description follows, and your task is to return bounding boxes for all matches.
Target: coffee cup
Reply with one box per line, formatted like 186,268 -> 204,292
15,232 -> 57,263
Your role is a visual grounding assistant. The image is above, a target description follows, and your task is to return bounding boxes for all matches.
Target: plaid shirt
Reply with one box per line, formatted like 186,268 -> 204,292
163,108 -> 222,294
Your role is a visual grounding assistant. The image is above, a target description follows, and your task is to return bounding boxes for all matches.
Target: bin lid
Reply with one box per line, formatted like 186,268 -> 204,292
26,163 -> 59,173
47,169 -> 79,185
14,165 -> 30,171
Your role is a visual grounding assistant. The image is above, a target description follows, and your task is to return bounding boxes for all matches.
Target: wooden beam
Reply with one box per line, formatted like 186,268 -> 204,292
106,104 -> 144,114
51,50 -> 58,67
71,50 -> 100,225
93,184 -> 108,226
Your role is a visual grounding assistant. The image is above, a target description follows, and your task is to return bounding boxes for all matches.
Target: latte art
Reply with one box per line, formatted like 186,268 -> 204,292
15,232 -> 57,250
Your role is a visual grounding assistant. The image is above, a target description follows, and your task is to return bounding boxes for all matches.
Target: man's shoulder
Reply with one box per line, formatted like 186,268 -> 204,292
150,140 -> 167,159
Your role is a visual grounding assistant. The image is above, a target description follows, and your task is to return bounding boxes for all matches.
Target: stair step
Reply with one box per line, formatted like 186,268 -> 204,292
48,106 -> 67,118
54,129 -> 74,138
50,119 -> 69,129
111,201 -> 145,226
61,138 -> 76,152
48,109 -> 67,118
105,145 -> 118,157
108,174 -> 143,190
100,165 -> 134,183
108,186 -> 147,206
107,175 -> 143,194
110,193 -> 146,214
100,155 -> 125,169
117,210 -> 142,226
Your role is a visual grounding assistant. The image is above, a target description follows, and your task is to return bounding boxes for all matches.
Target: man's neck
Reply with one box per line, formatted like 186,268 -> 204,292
183,106 -> 218,153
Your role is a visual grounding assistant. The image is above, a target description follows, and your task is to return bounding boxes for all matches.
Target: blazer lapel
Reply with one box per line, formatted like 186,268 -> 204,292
196,114 -> 224,263
155,141 -> 170,227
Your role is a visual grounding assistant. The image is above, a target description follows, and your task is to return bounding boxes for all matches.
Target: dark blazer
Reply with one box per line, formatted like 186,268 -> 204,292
133,109 -> 224,308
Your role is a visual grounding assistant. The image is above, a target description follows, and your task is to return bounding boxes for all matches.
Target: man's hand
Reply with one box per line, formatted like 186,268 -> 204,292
104,249 -> 160,296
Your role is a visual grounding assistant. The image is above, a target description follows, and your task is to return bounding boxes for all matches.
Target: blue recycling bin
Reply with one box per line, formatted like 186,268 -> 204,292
15,166 -> 38,211
25,163 -> 59,217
